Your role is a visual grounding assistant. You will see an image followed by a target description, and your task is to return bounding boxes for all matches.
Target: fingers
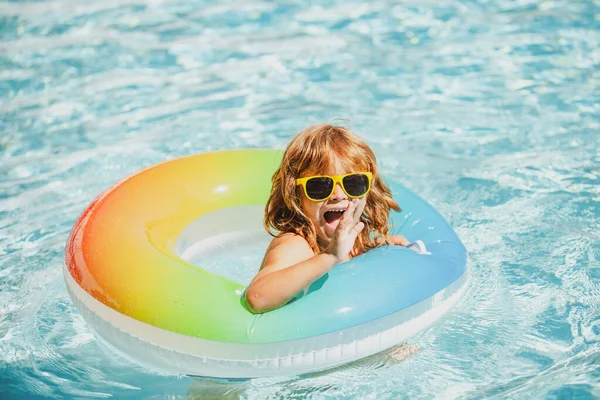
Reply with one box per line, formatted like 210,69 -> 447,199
349,198 -> 363,225
328,201 -> 365,261
341,199 -> 367,233
334,200 -> 366,240
350,221 -> 365,238
337,200 -> 356,232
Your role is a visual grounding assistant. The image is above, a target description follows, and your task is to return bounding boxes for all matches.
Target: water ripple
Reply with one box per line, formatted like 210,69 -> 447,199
1,0 -> 599,398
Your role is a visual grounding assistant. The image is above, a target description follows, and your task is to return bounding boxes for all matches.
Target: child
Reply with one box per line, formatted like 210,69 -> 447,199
245,124 -> 413,314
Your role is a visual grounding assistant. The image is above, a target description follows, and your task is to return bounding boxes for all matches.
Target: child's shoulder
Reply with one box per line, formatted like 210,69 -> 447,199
259,232 -> 315,272
270,232 -> 312,252
263,232 -> 315,261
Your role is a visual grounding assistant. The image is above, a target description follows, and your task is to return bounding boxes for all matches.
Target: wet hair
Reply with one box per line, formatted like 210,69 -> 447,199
264,124 -> 401,254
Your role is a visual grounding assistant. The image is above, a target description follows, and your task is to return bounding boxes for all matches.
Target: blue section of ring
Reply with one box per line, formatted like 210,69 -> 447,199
248,182 -> 467,342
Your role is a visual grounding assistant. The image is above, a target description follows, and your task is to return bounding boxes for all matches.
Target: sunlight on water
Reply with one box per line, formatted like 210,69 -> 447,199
1,0 -> 599,398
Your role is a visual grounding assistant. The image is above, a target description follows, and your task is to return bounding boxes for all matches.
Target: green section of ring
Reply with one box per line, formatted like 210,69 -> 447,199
74,149 -> 283,342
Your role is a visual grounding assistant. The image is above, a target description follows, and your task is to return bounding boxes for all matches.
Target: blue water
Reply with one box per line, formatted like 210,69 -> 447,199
2,0 -> 599,398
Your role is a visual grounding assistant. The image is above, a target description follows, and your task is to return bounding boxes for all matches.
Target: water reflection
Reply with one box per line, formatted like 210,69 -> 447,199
185,344 -> 419,399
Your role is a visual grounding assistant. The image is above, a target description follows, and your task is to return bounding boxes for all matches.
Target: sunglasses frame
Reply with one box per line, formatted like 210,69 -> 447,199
295,172 -> 373,202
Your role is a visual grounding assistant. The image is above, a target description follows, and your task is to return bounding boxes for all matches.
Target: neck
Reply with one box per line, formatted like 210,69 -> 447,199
316,236 -> 330,252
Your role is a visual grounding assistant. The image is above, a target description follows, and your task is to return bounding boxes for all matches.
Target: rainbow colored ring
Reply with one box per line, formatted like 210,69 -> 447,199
64,149 -> 468,378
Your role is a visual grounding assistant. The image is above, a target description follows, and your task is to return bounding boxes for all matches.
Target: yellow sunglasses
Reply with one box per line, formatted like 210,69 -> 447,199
296,172 -> 373,202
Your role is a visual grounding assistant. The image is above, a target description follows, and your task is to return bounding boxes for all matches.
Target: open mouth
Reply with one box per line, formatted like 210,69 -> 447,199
323,209 -> 346,224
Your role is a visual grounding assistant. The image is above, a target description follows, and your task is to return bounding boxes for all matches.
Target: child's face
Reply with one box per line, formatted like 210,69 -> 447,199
300,159 -> 368,245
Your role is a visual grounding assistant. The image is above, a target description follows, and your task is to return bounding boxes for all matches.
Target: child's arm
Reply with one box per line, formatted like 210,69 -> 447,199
245,199 -> 365,314
244,234 -> 336,313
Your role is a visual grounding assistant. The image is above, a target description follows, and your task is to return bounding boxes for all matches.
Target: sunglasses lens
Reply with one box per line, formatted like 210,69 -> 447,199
342,174 -> 370,197
305,177 -> 334,200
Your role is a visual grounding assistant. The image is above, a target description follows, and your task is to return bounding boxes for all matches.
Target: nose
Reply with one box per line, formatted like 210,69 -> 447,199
329,183 -> 347,202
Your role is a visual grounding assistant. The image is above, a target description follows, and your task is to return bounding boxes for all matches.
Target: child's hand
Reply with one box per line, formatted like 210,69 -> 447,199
389,235 -> 425,253
325,197 -> 366,262
388,234 -> 409,246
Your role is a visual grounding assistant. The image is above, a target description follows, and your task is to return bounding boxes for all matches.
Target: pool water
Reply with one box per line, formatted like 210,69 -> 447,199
2,0 -> 599,398
176,204 -> 271,286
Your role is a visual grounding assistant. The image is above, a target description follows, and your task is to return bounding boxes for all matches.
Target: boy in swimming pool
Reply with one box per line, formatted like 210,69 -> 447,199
244,124 -> 414,314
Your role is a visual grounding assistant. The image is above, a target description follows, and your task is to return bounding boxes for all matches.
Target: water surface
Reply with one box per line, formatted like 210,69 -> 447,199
1,0 -> 599,398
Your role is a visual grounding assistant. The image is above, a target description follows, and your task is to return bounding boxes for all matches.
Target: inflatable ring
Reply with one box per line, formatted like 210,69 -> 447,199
64,149 -> 468,378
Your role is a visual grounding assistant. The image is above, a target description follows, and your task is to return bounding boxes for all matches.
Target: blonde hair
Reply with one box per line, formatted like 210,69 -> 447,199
265,124 -> 401,255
